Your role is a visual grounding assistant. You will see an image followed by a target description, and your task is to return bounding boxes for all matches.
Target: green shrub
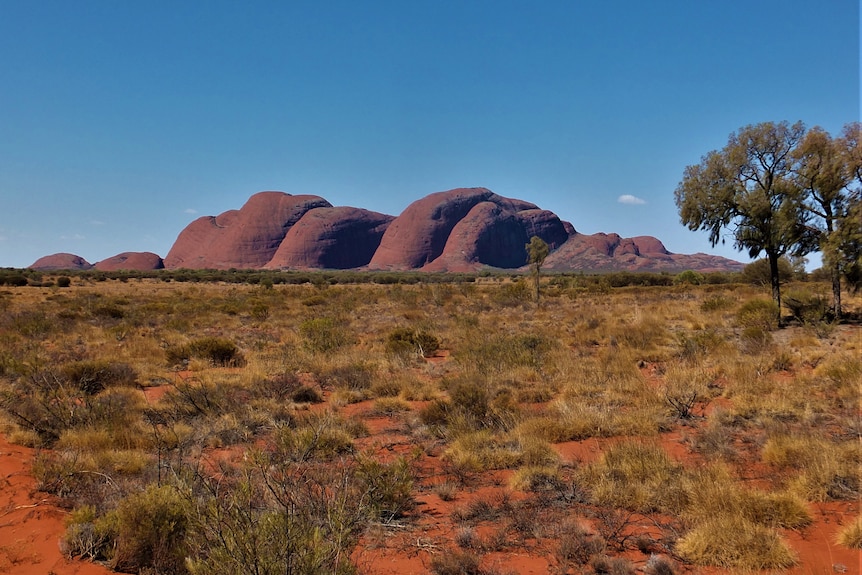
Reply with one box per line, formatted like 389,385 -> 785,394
250,302 -> 270,321
61,505 -> 116,561
674,270 -> 704,285
57,276 -> 72,288
110,484 -> 190,573
741,257 -> 795,286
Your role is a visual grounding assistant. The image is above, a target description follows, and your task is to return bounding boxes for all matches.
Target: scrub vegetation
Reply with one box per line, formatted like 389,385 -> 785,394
0,268 -> 859,574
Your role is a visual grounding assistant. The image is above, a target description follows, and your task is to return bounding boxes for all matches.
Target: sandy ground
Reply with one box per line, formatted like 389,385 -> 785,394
0,360 -> 859,574
0,434 -> 112,575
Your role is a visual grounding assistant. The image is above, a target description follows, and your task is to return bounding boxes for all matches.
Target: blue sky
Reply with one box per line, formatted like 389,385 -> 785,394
1,1 -> 858,269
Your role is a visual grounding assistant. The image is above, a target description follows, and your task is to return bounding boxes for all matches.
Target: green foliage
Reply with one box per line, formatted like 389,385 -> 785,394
109,484 -> 190,573
57,276 -> 72,287
62,505 -> 116,561
741,257 -> 795,286
674,270 -> 704,285
526,236 -> 550,303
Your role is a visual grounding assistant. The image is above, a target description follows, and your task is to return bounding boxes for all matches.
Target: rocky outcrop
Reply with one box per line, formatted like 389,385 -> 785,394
265,207 -> 394,269
164,192 -> 331,269
29,253 -> 93,270
369,188 -> 572,271
543,232 -> 743,272
29,187 -> 744,274
94,252 -> 164,271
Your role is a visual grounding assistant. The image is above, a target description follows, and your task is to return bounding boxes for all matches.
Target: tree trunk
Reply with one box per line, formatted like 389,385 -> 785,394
768,252 -> 783,327
831,264 -> 842,318
533,264 -> 541,304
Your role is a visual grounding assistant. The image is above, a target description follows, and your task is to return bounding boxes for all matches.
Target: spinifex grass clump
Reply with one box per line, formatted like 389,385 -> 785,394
836,515 -> 862,549
166,337 -> 246,367
578,441 -> 686,514
385,327 -> 440,358
675,514 -> 797,569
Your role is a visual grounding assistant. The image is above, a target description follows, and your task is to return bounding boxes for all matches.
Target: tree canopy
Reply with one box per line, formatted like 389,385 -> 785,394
526,236 -> 549,304
675,121 -> 860,322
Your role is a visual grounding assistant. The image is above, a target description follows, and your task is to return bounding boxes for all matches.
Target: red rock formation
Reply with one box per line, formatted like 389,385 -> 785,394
543,231 -> 742,272
94,252 -> 164,271
631,236 -> 670,255
164,191 -> 331,269
147,187 -> 743,273
29,253 -> 93,270
265,207 -> 394,269
369,188 -> 572,271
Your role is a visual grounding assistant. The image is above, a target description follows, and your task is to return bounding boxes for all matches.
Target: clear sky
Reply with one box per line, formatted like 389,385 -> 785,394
1,0 -> 858,269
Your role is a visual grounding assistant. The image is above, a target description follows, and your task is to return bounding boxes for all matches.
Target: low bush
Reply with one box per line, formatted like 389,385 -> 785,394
61,505 -> 115,561
166,337 -> 246,367
385,327 -> 440,358
674,270 -> 704,285
430,549 -> 482,575
555,520 -> 605,566
783,289 -> 831,323
700,294 -> 733,312
590,555 -> 636,575
299,317 -> 350,353
61,360 -> 137,395
356,454 -> 415,522
736,299 -> 779,331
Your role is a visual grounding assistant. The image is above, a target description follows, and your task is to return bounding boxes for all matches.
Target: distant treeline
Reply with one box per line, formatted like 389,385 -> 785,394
0,266 -> 762,289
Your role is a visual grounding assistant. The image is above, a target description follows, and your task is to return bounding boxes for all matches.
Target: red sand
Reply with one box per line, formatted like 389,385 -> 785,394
0,434 -> 112,575
1,359 -> 859,575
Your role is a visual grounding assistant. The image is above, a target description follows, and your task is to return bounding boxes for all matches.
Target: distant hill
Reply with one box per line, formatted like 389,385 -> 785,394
30,188 -> 744,273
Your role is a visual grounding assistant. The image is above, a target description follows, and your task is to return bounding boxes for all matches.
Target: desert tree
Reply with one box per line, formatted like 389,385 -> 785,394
793,125 -> 852,316
675,121 -> 813,325
832,122 -> 862,294
526,236 -> 549,304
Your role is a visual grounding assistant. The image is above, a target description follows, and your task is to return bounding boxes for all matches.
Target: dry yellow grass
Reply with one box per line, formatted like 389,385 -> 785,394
0,276 -> 859,572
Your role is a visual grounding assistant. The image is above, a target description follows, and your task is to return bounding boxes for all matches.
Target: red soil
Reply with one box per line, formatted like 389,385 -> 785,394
1,356 -> 859,575
0,434 -> 112,575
